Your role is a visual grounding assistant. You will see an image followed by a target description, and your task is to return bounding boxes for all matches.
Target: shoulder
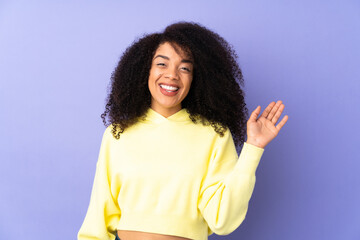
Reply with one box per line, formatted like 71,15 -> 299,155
188,122 -> 234,149
212,126 -> 234,147
103,123 -> 125,138
99,124 -> 118,143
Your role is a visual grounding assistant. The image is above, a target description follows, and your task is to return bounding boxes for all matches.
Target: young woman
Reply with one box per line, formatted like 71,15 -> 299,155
78,21 -> 288,240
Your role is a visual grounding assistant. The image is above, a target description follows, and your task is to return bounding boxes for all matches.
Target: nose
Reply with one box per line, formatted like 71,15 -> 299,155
164,66 -> 178,80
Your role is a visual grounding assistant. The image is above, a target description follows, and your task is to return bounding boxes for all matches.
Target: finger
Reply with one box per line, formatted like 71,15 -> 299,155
275,115 -> 289,131
249,105 -> 261,122
267,100 -> 282,120
260,101 -> 276,118
271,103 -> 285,125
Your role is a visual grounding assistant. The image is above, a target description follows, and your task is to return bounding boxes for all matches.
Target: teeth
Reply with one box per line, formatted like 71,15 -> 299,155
160,84 -> 179,91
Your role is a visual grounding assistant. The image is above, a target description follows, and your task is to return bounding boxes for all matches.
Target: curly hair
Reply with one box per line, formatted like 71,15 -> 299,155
101,21 -> 249,147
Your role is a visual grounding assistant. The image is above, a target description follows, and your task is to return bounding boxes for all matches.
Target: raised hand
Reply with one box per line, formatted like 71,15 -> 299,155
246,100 -> 288,149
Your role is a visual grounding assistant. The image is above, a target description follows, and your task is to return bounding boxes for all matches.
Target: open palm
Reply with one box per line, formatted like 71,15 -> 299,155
246,100 -> 288,149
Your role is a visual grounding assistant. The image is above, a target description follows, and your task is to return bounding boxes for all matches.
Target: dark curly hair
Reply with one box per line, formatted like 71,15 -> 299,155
101,21 -> 249,147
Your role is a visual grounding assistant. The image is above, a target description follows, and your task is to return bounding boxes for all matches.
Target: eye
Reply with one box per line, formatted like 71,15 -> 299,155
181,67 -> 191,72
156,63 -> 166,66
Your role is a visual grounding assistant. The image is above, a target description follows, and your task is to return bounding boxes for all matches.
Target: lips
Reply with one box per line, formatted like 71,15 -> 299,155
159,83 -> 180,96
159,83 -> 179,87
159,83 -> 180,92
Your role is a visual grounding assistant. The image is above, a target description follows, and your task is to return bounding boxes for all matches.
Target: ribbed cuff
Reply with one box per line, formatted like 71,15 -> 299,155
235,142 -> 265,174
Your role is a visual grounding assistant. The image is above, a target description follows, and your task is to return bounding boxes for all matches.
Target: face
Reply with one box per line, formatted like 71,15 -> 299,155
148,42 -> 193,117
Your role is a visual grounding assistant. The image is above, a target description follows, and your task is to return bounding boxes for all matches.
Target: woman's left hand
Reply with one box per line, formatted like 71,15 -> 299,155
246,100 -> 289,149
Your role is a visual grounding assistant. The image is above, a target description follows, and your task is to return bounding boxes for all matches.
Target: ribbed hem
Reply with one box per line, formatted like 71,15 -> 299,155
116,212 -> 208,240
235,142 -> 265,174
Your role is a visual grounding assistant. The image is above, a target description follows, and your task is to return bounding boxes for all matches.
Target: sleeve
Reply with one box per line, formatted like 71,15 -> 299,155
78,126 -> 121,240
197,128 -> 264,235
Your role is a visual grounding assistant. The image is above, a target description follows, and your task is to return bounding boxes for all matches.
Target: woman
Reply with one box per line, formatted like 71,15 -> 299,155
78,21 -> 288,240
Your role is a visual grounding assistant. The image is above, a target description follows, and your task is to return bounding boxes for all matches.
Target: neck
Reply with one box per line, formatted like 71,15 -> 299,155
150,105 -> 182,118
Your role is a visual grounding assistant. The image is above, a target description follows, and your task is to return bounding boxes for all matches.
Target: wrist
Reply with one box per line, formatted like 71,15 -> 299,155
245,139 -> 266,149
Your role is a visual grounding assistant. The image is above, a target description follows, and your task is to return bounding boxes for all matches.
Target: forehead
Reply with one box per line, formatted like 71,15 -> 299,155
154,42 -> 192,60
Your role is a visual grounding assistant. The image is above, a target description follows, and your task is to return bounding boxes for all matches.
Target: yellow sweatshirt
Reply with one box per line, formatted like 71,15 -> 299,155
78,107 -> 265,240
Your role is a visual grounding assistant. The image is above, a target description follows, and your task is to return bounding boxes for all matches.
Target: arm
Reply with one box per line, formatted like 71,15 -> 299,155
78,126 -> 121,240
197,129 -> 264,235
198,100 -> 287,235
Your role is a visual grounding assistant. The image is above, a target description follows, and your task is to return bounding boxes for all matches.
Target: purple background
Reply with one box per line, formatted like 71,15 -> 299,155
1,0 -> 359,239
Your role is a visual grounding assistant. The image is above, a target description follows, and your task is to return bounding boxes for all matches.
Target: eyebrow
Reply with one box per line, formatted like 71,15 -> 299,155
154,55 -> 193,64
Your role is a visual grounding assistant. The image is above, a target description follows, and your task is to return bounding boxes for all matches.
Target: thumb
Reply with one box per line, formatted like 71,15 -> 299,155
249,105 -> 261,122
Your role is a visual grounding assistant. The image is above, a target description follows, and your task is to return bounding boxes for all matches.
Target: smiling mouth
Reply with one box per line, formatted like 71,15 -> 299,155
160,84 -> 179,92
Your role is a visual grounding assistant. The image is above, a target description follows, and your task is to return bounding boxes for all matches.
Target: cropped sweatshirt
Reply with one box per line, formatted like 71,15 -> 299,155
78,107 -> 265,240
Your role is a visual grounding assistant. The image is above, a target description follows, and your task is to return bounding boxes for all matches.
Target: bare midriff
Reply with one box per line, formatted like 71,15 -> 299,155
117,230 -> 193,240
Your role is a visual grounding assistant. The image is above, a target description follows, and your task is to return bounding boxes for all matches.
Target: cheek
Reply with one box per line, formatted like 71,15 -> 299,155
185,77 -> 193,91
149,68 -> 162,82
148,69 -> 157,84
148,72 -> 155,91
148,69 -> 162,94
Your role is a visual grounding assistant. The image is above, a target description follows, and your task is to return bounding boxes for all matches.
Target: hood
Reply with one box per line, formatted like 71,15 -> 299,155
141,107 -> 192,124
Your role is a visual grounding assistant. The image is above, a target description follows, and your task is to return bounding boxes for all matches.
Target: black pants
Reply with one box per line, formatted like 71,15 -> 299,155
115,232 -> 121,240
